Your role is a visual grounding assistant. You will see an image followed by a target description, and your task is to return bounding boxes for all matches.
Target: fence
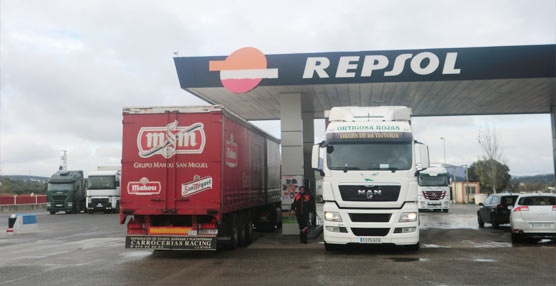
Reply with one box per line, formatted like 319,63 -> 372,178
0,195 -> 47,205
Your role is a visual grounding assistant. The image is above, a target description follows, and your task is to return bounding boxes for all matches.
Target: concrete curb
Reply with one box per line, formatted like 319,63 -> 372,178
0,204 -> 46,213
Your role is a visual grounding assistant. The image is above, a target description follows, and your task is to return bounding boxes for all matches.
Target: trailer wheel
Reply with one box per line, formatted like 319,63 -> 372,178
238,212 -> 248,247
229,222 -> 239,249
245,215 -> 254,245
225,217 -> 239,250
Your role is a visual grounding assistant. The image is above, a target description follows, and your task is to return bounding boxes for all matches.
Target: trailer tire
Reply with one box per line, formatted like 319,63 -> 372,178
225,216 -> 239,250
245,216 -> 254,245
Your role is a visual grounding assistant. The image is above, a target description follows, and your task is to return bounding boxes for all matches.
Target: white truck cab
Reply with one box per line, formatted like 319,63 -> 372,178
86,167 -> 121,213
312,106 -> 429,250
417,164 -> 451,212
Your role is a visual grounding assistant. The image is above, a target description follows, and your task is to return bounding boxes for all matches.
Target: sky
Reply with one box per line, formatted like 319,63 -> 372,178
0,0 -> 555,177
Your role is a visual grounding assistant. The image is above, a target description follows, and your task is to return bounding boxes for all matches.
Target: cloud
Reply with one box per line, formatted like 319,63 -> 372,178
1,0 -> 555,177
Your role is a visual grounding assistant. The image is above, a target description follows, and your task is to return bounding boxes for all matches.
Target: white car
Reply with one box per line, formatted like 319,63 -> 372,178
510,193 -> 556,243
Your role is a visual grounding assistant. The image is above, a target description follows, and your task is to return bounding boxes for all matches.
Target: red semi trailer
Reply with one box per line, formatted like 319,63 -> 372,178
120,106 -> 281,250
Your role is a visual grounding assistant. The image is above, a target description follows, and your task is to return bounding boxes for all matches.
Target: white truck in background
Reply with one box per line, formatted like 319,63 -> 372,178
417,164 -> 451,212
86,166 -> 121,214
312,106 -> 430,251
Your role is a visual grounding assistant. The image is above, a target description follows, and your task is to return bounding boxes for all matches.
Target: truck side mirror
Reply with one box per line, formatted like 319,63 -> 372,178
311,144 -> 320,170
417,144 -> 430,169
116,181 -> 120,187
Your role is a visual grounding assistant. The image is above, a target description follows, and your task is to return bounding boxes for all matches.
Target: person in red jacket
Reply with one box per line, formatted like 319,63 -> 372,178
290,186 -> 315,243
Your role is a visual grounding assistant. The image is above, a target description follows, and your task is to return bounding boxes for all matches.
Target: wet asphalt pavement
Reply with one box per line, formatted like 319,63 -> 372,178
0,204 -> 555,286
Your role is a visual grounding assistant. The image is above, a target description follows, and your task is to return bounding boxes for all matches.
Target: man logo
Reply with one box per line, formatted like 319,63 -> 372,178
358,189 -> 382,199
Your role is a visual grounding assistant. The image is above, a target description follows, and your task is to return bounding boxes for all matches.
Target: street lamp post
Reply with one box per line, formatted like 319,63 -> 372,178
440,137 -> 446,166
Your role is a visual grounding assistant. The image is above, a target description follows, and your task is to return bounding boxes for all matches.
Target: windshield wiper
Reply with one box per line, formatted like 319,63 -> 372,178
387,167 -> 398,173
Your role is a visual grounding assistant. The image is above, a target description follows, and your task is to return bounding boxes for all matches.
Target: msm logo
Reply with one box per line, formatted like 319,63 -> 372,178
137,121 -> 206,158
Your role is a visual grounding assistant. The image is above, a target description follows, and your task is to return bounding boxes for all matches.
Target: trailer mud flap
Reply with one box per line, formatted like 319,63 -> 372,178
126,236 -> 216,250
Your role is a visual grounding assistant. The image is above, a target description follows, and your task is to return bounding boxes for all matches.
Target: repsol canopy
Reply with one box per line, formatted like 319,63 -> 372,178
174,45 -> 556,120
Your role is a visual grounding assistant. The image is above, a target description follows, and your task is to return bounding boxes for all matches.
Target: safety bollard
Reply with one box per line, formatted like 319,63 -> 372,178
6,214 -> 16,235
7,214 -> 38,234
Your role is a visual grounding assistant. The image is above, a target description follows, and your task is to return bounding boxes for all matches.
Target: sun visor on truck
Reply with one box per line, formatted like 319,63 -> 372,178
326,131 -> 413,144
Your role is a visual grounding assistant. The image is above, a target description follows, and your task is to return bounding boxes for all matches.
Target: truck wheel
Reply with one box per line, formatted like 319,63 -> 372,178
65,210 -> 73,214
50,211 -> 56,215
405,243 -> 420,251
442,209 -> 449,213
113,202 -> 120,214
324,242 -> 340,251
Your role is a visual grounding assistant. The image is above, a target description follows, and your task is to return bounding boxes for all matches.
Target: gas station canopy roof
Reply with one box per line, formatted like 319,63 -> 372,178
174,45 -> 556,120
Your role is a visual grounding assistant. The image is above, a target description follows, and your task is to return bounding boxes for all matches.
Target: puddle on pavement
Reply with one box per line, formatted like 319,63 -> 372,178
422,244 -> 452,248
389,257 -> 419,262
119,251 -> 153,258
473,258 -> 497,262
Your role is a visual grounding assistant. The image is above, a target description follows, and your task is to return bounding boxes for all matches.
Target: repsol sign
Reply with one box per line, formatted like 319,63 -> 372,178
174,45 -> 555,89
302,52 -> 460,79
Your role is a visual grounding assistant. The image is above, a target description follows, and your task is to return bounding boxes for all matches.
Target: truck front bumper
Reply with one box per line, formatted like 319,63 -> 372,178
323,202 -> 419,246
419,199 -> 450,210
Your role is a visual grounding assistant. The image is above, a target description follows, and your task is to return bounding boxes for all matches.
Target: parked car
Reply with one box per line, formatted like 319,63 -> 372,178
477,193 -> 519,228
510,193 -> 556,243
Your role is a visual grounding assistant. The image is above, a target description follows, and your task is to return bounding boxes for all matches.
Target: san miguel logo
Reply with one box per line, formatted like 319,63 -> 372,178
209,47 -> 278,93
127,177 -> 161,195
182,175 -> 213,197
137,121 -> 205,158
225,133 -> 238,168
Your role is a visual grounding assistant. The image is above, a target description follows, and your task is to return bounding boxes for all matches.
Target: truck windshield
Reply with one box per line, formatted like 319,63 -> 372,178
418,175 -> 449,186
48,183 -> 73,191
326,143 -> 412,171
88,176 -> 116,189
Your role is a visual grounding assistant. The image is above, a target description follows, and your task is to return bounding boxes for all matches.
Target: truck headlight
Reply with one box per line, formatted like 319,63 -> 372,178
324,211 -> 342,222
46,202 -> 51,207
399,212 -> 417,222
68,202 -> 73,207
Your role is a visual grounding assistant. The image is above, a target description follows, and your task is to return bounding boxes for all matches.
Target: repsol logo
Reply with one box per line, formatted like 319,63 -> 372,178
302,52 -> 460,79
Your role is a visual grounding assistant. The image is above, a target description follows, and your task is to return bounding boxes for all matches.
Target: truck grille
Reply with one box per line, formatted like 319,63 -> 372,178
349,213 -> 391,223
339,185 -> 400,202
91,198 -> 109,205
52,195 -> 67,201
351,228 -> 390,236
423,191 -> 445,200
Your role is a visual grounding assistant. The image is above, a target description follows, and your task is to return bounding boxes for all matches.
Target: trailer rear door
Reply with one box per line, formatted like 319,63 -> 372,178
122,110 -> 222,215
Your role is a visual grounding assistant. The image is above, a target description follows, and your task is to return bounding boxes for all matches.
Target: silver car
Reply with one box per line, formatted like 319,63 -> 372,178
510,193 -> 556,243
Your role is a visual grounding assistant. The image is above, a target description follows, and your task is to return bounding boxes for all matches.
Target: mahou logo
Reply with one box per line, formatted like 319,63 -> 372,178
225,133 -> 238,168
137,121 -> 206,158
127,177 -> 162,195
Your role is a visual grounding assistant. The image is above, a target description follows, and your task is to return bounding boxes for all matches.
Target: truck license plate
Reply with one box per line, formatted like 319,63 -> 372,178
360,237 -> 381,244
531,223 -> 553,229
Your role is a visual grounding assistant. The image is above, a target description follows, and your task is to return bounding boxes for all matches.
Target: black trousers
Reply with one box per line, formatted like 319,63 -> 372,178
296,213 -> 309,243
